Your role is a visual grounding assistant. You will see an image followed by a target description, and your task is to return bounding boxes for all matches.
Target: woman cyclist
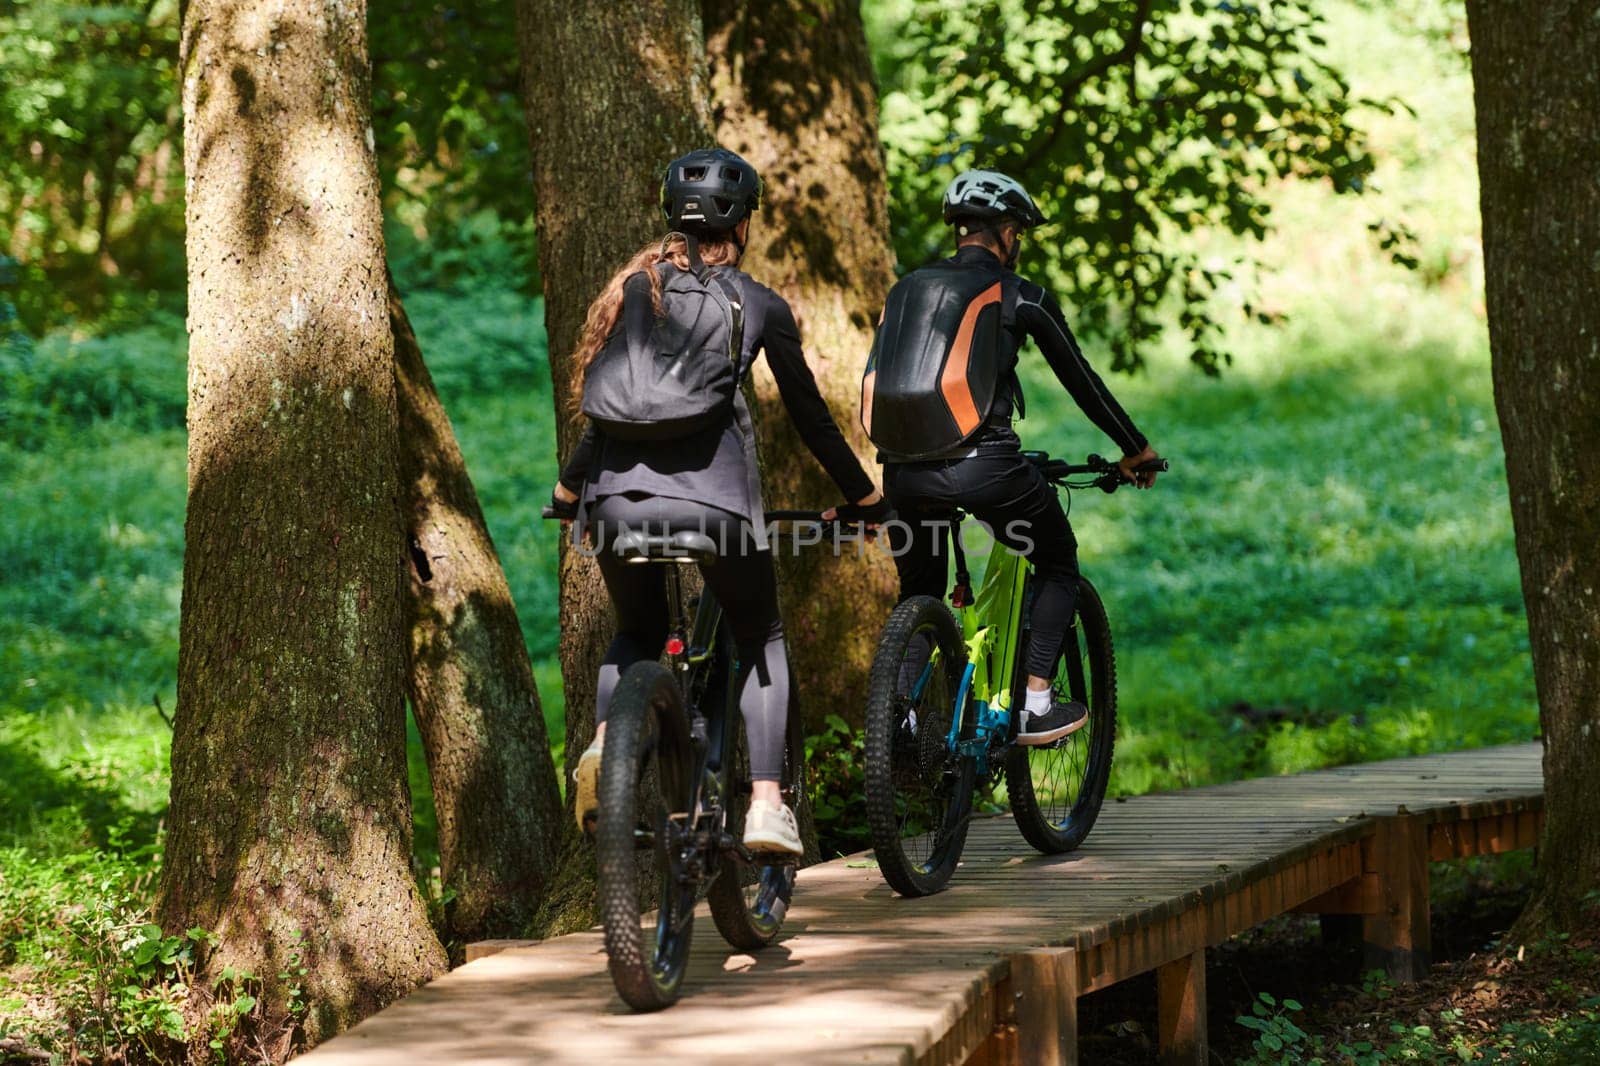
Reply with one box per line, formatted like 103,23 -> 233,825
552,147 -> 890,856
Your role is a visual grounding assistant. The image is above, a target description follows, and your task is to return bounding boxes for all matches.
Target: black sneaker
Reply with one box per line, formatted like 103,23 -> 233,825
1016,698 -> 1089,746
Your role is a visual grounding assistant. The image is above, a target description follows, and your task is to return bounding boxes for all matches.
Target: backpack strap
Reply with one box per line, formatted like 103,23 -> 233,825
704,271 -> 747,375
1001,273 -> 1025,421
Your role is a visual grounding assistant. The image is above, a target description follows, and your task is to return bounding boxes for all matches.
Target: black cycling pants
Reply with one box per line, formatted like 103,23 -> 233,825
885,449 -> 1080,680
589,494 -> 789,781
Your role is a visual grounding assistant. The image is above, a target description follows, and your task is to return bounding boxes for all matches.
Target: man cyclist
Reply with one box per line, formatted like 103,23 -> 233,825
863,169 -> 1161,744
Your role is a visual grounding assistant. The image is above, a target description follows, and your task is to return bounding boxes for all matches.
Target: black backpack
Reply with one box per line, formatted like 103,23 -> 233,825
581,265 -> 745,441
861,261 -> 1009,461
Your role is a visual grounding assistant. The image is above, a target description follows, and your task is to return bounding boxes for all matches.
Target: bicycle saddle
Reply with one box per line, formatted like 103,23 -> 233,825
611,530 -> 720,566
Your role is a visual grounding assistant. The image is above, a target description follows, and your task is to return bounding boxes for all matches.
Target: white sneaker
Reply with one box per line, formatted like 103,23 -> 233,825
573,739 -> 602,833
742,800 -> 803,856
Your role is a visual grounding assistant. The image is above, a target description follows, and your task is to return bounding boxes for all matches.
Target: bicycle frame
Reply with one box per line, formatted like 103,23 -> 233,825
654,564 -> 731,826
931,524 -> 1033,777
660,563 -> 799,872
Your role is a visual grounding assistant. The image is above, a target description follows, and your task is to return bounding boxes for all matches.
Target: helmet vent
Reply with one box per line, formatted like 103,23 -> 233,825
712,196 -> 734,214
720,166 -> 744,182
683,165 -> 709,181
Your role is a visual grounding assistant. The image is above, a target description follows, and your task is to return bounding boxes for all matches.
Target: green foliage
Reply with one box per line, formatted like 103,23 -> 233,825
0,0 -> 532,328
370,2 -> 534,280
870,0 -> 1394,372
0,312 -> 186,450
804,714 -> 871,858
1235,992 -> 1315,1060
0,845 -> 307,1063
0,265 -> 565,911
1486,1003 -> 1600,1065
1231,991 -> 1600,1065
0,0 -> 186,330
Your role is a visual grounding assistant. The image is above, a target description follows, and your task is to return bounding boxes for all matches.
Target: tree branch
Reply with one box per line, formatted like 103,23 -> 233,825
1017,0 -> 1156,172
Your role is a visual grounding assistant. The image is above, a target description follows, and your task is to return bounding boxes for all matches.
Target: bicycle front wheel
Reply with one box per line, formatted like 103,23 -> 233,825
1005,576 -> 1117,854
864,595 -> 974,897
596,661 -> 697,1011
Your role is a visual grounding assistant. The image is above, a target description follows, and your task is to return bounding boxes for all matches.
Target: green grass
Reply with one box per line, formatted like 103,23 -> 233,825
0,282 -> 570,874
1016,308 -> 1534,795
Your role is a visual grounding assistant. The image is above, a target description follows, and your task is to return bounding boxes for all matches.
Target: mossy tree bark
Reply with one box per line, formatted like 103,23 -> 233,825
391,275 -> 564,948
513,0 -> 713,933
703,0 -> 899,733
1466,0 -> 1600,930
162,0 -> 445,1049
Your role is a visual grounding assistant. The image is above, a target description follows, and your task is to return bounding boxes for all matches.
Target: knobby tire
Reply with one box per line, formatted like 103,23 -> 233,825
864,595 -> 974,897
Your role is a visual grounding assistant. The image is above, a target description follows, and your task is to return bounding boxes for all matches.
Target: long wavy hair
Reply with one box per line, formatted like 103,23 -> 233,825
567,232 -> 742,417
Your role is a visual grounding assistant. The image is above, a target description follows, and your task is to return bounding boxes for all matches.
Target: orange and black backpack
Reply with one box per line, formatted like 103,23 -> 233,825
861,261 -> 1013,461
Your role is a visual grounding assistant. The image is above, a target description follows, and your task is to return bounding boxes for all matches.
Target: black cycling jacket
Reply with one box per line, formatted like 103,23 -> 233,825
559,266 -> 875,530
945,244 -> 1147,458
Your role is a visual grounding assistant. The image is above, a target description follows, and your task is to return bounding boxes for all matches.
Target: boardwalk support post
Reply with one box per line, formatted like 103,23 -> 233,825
1156,948 -> 1207,1065
1363,812 -> 1431,982
1012,947 -> 1079,1066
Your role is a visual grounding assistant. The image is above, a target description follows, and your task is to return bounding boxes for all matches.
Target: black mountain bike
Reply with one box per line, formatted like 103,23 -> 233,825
862,452 -> 1168,896
545,509 -> 821,1010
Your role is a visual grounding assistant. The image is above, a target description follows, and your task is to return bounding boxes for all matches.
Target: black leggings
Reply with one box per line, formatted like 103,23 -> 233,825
885,449 -> 1080,680
589,494 -> 789,781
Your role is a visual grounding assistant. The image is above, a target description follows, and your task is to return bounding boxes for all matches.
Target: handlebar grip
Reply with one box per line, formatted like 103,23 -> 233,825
542,503 -> 576,521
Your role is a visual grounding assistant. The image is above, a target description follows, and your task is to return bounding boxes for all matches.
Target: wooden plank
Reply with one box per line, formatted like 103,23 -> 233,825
1292,874 -> 1380,915
1157,948 -> 1207,1066
963,973 -> 1017,1066
463,939 -> 536,963
1363,814 -> 1431,982
1013,948 -> 1079,1066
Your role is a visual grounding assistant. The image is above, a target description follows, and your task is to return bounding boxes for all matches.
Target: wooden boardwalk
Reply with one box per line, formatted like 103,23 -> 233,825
299,743 -> 1543,1065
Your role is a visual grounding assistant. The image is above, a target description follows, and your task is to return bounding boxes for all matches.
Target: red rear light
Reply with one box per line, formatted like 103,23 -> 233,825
665,637 -> 686,656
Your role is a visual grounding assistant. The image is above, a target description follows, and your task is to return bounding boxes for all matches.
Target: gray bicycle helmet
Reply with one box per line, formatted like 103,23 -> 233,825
942,169 -> 1046,229
660,148 -> 763,235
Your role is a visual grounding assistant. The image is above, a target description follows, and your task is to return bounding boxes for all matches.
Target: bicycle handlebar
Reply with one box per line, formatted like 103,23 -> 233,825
1023,450 -> 1171,493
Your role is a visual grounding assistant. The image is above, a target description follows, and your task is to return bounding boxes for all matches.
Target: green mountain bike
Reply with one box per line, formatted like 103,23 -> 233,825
863,451 -> 1168,896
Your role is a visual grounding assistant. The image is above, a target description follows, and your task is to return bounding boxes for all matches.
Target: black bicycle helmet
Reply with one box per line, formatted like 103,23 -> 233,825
942,169 -> 1046,229
660,148 -> 763,234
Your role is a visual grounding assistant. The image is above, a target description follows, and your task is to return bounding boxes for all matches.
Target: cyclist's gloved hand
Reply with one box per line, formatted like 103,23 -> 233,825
543,486 -> 578,522
832,495 -> 895,526
1118,445 -> 1163,489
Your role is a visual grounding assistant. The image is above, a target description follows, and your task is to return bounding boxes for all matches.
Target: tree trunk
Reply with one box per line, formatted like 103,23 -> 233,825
513,0 -> 713,933
1466,0 -> 1600,931
703,0 -> 899,734
161,0 -> 445,1049
391,274 -> 564,949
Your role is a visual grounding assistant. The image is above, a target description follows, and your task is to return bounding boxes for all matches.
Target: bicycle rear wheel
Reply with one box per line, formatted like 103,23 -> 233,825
1005,576 -> 1117,854
596,661 -> 698,1011
864,595 -> 974,897
708,663 -> 802,950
